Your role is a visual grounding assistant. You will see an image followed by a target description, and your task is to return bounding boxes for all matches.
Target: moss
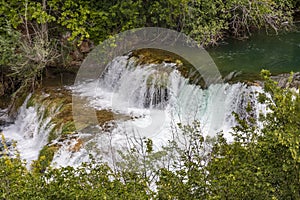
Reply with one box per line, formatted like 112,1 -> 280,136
131,48 -> 206,88
61,121 -> 76,136
131,48 -> 189,66
26,96 -> 36,108
42,107 -> 51,121
48,128 -> 58,143
32,145 -> 58,173
37,88 -> 75,135
96,110 -> 132,126
21,88 -> 74,143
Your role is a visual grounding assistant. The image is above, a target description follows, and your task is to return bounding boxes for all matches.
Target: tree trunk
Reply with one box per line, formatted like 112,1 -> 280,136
41,0 -> 48,42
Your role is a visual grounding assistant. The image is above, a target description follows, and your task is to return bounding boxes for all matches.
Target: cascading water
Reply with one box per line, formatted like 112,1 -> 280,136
0,56 -> 266,167
53,56 -> 265,167
1,95 -> 55,166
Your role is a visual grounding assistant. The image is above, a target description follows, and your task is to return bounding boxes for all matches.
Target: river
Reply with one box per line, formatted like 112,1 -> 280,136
209,30 -> 300,80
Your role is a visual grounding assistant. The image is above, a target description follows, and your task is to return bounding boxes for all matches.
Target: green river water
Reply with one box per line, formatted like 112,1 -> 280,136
208,30 -> 300,80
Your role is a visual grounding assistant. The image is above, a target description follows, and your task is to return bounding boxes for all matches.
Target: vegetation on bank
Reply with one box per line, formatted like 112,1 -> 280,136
0,0 -> 300,104
1,71 -> 299,199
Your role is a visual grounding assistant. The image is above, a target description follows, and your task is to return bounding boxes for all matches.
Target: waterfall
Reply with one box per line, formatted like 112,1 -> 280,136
54,56 -> 265,167
0,56 -> 266,167
72,56 -> 265,133
1,95 -> 54,166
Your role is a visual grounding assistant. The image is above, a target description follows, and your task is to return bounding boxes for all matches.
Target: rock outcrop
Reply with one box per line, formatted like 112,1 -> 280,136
271,72 -> 300,88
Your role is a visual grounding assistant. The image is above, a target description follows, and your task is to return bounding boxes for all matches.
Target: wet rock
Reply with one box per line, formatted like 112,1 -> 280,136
271,72 -> 300,88
96,110 -> 132,126
68,138 -> 83,152
131,48 -> 206,88
245,80 -> 263,87
224,71 -> 242,82
0,119 -> 13,128
144,87 -> 169,109
0,120 -> 5,127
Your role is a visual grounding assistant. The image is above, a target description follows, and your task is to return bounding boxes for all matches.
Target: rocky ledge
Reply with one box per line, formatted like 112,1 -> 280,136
271,72 -> 300,88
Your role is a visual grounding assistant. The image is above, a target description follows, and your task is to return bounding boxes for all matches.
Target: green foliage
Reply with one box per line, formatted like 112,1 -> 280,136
0,152 -> 151,199
0,21 -> 59,110
32,145 -> 57,173
0,23 -> 22,69
116,137 -> 168,188
260,71 -> 300,162
0,0 -> 54,28
157,121 -> 212,199
2,0 -> 295,46
48,0 -> 91,41
224,0 -> 293,37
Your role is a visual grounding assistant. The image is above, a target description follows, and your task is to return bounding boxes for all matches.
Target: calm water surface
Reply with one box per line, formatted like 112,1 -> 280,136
208,30 -> 300,79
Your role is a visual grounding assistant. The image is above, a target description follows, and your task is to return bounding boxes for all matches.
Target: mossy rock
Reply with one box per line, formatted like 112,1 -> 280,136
30,87 -> 133,140
96,109 -> 132,125
27,87 -> 75,139
131,48 -> 206,88
9,86 -> 31,117
131,48 -> 187,66
32,145 -> 58,173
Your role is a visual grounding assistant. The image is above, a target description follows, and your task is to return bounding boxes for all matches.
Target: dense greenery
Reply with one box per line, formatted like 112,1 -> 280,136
1,0 -> 298,44
1,72 -> 299,199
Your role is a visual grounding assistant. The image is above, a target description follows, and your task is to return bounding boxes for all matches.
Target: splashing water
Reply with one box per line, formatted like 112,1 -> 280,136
1,95 -> 54,166
53,56 -> 265,167
0,56 -> 266,167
